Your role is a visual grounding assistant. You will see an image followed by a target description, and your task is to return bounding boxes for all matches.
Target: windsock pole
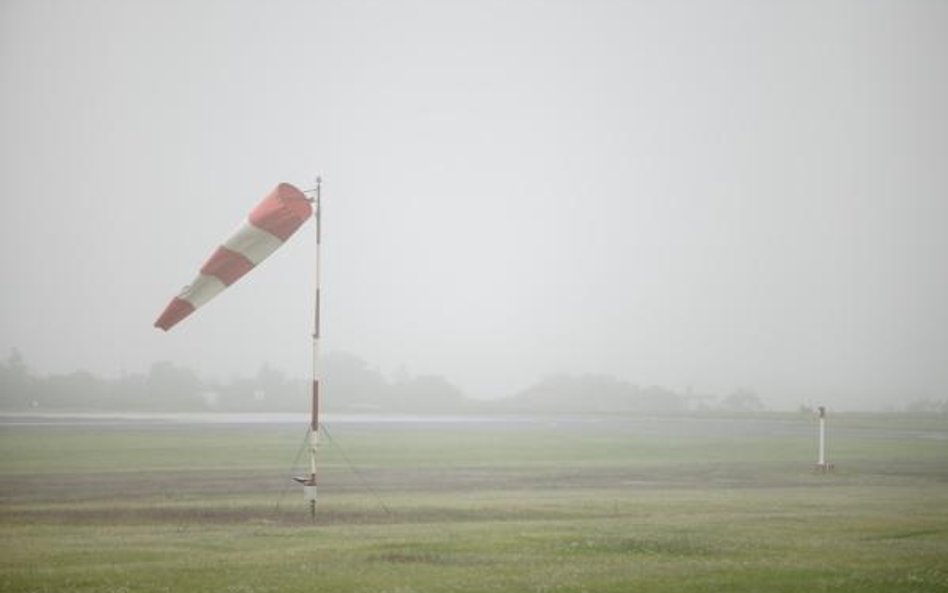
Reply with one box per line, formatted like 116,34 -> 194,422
303,177 -> 322,520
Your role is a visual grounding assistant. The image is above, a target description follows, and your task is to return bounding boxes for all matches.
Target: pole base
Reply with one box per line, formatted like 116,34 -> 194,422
813,463 -> 835,473
293,477 -> 318,500
292,476 -> 318,503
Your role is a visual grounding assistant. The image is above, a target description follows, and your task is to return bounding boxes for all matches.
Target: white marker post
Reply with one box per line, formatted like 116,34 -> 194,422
814,406 -> 833,473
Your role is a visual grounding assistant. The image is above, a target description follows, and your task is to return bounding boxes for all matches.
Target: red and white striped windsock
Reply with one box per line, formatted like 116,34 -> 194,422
154,183 -> 313,331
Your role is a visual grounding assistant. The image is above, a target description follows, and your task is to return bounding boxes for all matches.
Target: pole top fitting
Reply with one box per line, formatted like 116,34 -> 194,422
302,175 -> 323,202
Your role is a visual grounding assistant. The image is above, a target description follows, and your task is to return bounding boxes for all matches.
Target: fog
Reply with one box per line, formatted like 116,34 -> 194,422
1,0 -> 946,410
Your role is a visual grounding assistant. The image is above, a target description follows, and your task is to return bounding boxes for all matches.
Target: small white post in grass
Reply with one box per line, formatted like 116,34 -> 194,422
814,406 -> 834,473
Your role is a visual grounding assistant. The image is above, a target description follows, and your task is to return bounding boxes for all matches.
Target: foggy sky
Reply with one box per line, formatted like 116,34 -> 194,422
2,0 -> 946,410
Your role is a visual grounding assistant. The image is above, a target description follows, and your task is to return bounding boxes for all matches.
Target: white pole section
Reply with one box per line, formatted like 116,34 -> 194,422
305,177 -> 322,516
817,406 -> 826,466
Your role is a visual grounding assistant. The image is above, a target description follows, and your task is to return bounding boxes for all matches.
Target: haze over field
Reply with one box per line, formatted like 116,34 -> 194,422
1,1 -> 946,410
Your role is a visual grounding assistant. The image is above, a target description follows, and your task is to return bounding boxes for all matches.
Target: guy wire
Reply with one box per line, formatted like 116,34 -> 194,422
320,423 -> 393,517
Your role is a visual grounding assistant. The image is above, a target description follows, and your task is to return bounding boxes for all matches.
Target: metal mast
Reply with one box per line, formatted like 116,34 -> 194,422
300,177 -> 322,520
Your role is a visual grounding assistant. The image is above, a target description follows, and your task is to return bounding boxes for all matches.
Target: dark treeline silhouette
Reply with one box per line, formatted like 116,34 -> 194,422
508,373 -> 686,414
0,347 -> 776,414
0,349 -> 476,414
7,347 -> 939,415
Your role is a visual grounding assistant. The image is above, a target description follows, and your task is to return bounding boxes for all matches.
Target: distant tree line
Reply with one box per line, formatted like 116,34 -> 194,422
0,347 -> 820,415
0,349 -> 471,414
904,397 -> 948,415
503,374 -> 766,414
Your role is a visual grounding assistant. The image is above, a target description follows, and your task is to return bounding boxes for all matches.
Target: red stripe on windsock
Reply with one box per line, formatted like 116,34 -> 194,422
154,298 -> 196,331
200,246 -> 255,286
249,183 -> 312,241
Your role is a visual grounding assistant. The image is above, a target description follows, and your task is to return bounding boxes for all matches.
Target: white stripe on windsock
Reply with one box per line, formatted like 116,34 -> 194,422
178,275 -> 227,309
223,223 -> 284,266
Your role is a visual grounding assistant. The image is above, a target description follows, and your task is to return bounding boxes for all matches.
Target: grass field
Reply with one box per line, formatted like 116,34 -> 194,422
1,413 -> 946,592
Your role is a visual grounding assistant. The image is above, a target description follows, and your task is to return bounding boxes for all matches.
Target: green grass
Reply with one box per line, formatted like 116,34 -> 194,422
1,414 -> 946,592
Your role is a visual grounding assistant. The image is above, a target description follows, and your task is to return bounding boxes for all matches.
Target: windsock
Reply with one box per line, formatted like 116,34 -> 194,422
154,183 -> 313,331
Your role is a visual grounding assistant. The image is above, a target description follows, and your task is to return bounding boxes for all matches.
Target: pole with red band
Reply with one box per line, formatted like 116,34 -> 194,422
303,178 -> 322,519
